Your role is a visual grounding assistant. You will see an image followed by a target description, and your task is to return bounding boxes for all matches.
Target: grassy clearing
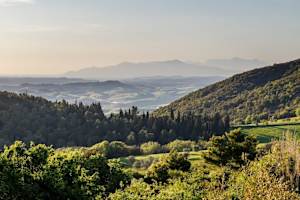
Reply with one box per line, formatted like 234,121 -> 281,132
130,153 -> 167,161
132,151 -> 205,163
241,124 -> 300,143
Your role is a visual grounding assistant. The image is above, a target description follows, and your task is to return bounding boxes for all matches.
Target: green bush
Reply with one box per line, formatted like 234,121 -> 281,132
140,141 -> 162,155
166,150 -> 191,172
146,161 -> 170,183
145,150 -> 191,183
90,140 -> 140,158
166,140 -> 196,152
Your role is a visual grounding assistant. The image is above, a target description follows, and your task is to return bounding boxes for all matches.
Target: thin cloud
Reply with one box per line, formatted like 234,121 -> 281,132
0,0 -> 34,6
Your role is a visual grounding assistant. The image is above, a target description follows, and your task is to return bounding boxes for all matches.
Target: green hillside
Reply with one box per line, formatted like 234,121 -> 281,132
154,59 -> 300,124
241,123 -> 300,143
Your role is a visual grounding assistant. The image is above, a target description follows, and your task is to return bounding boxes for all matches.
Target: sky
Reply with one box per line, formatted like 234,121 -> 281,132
0,0 -> 299,75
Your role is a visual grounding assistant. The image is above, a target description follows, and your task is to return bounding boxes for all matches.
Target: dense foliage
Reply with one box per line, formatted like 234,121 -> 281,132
1,131 -> 300,199
0,92 -> 229,147
0,141 -> 129,199
155,59 -> 300,124
61,139 -> 205,160
110,132 -> 300,200
204,129 -> 257,167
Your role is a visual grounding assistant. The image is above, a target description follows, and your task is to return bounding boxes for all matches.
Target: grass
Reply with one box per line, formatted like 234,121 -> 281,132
130,152 -> 167,160
187,151 -> 207,165
130,151 -> 205,164
241,124 -> 300,143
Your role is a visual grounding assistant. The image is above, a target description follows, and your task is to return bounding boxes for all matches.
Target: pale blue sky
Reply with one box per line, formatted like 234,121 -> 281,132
0,0 -> 299,74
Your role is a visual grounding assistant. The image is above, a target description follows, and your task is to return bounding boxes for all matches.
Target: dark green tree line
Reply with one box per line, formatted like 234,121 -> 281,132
0,92 -> 230,147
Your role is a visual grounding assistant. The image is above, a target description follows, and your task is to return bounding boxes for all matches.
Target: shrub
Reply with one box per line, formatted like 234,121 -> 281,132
146,161 -> 170,183
90,141 -> 140,158
140,141 -> 162,155
166,150 -> 191,172
228,154 -> 300,200
166,140 -> 196,152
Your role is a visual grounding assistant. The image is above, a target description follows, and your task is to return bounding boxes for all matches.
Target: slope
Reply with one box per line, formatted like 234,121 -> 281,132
154,59 -> 300,123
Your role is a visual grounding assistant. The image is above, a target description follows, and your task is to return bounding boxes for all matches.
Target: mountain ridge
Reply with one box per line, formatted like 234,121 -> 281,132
154,59 -> 300,123
65,58 -> 267,79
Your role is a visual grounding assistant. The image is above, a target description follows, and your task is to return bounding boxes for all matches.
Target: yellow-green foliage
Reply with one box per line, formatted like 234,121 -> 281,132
223,132 -> 300,200
224,154 -> 299,200
140,141 -> 162,154
4,130 -> 300,199
166,140 -> 196,152
0,141 -> 130,199
109,132 -> 300,200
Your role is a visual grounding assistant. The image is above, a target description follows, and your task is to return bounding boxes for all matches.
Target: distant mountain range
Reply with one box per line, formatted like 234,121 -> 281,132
65,58 -> 267,79
205,57 -> 267,73
154,59 -> 300,123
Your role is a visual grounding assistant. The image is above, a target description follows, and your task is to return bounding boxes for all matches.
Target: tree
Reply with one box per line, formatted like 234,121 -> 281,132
245,115 -> 252,124
126,132 -> 136,145
204,129 -> 257,167
166,150 -> 191,172
296,107 -> 300,117
146,161 -> 170,183
0,91 -> 229,147
170,109 -> 175,120
0,141 -> 130,199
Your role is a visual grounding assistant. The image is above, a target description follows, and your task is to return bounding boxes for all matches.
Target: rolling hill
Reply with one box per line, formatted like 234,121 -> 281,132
0,76 -> 223,113
154,59 -> 300,123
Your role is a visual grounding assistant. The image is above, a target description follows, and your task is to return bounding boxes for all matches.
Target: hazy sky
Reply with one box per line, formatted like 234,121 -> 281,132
0,0 -> 299,75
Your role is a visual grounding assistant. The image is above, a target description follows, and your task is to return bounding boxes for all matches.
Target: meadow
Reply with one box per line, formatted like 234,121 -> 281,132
241,124 -> 300,143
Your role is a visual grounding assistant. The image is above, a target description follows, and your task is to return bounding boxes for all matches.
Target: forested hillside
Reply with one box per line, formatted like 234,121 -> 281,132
155,59 -> 300,123
0,92 -> 229,147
